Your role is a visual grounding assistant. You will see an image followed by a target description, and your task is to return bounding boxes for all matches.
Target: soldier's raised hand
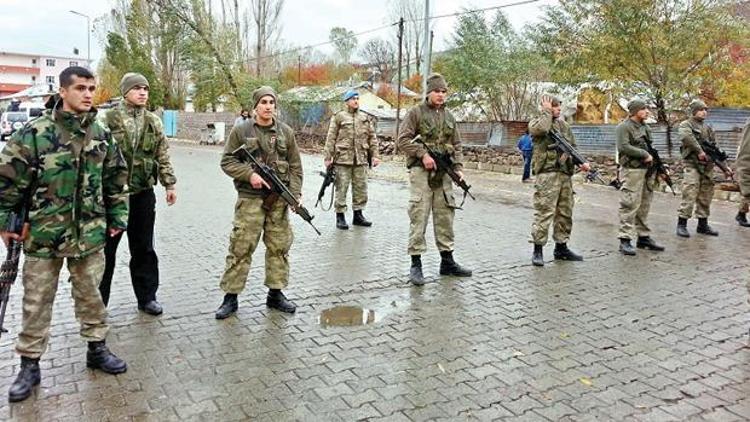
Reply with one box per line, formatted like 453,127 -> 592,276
250,172 -> 271,190
540,95 -> 553,112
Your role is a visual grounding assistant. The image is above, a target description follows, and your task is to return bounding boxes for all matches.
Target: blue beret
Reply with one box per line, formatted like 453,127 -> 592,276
343,90 -> 359,102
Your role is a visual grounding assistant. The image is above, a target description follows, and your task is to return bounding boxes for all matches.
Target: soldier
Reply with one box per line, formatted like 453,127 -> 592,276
0,66 -> 129,402
397,73 -> 472,286
736,137 -> 750,227
324,89 -> 381,229
738,119 -> 750,222
215,86 -> 302,319
528,95 -> 589,266
676,100 -> 731,237
616,99 -> 666,255
99,73 -> 177,315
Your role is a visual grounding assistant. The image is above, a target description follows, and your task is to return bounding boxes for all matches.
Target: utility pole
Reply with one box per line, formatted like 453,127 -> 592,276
420,0 -> 430,97
396,17 -> 404,145
427,30 -> 434,82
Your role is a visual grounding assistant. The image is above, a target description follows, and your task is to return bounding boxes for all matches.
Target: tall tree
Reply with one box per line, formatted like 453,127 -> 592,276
251,0 -> 284,77
388,0 -> 425,77
530,0 -> 746,123
329,27 -> 358,64
360,38 -> 396,82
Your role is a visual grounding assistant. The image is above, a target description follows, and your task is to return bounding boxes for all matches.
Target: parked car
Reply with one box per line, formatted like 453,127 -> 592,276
1,111 -> 30,141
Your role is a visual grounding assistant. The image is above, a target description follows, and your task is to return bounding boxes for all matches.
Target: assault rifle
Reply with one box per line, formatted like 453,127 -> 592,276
232,145 -> 321,236
547,130 -> 610,186
316,165 -> 336,211
645,144 -> 676,195
697,135 -> 734,180
411,135 -> 476,206
0,194 -> 31,337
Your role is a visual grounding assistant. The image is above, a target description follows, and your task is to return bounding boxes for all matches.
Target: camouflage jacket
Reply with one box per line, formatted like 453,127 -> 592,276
678,117 -> 715,173
616,118 -> 653,169
528,110 -> 577,175
0,108 -> 129,258
104,103 -> 176,194
737,119 -> 750,199
220,118 -> 303,199
324,108 -> 379,166
397,101 -> 464,171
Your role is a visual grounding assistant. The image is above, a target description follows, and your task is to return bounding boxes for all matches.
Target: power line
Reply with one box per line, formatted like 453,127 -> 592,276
236,0 -> 541,66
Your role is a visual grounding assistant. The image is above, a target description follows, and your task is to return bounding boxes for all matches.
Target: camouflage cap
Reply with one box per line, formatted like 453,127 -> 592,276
688,99 -> 708,115
252,86 -> 277,108
119,72 -> 149,96
627,99 -> 648,115
426,73 -> 448,93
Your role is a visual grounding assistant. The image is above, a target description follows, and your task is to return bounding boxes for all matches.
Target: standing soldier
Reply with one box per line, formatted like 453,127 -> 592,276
324,89 -> 380,230
397,73 -> 472,286
736,136 -> 750,227
0,67 -> 129,402
99,73 -> 177,315
215,86 -> 302,319
737,119 -> 750,226
676,100 -> 730,237
616,99 -> 666,255
528,95 -> 589,267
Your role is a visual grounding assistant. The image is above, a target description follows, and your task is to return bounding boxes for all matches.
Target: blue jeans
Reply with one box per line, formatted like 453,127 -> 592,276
522,150 -> 533,180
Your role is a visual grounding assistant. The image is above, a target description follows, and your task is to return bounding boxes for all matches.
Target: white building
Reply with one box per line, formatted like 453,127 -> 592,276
0,51 -> 90,97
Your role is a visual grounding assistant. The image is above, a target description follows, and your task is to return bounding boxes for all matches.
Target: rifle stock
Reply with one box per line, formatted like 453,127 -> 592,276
410,135 -> 476,204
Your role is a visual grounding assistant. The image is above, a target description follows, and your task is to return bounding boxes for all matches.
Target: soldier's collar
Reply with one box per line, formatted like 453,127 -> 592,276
123,102 -> 145,115
424,100 -> 443,110
54,109 -> 98,133
253,117 -> 277,132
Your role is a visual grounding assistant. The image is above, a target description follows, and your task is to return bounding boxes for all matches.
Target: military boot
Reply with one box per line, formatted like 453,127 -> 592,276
531,244 -> 544,267
215,293 -> 238,319
439,251 -> 472,277
676,217 -> 690,238
336,213 -> 349,230
352,210 -> 372,227
409,255 -> 425,286
619,238 -> 636,256
266,289 -> 296,313
86,341 -> 127,374
553,243 -> 583,261
697,218 -> 719,236
737,212 -> 750,227
8,357 -> 40,403
636,236 -> 665,251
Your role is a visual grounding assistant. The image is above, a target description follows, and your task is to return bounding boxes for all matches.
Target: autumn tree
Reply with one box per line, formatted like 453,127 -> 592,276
329,27 -> 358,64
360,38 -> 396,82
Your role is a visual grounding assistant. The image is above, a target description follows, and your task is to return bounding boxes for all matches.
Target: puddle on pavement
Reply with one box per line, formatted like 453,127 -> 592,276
319,306 -> 376,327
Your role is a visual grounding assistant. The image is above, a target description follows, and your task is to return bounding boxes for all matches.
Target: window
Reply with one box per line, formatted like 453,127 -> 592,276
45,59 -> 55,66
69,61 -> 78,67
31,76 -> 36,82
46,76 -> 55,84
31,58 -> 37,65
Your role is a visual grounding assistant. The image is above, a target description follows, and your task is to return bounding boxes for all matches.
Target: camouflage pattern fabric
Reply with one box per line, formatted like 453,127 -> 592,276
0,108 -> 128,258
334,164 -> 368,213
219,197 -> 293,293
528,111 -> 577,176
324,109 -> 379,166
104,103 -> 176,194
397,101 -> 464,171
618,168 -> 657,240
16,251 -> 109,359
530,172 -> 574,245
678,117 -> 716,174
678,166 -> 714,219
406,166 -> 455,255
616,119 -> 653,169
740,197 -> 749,214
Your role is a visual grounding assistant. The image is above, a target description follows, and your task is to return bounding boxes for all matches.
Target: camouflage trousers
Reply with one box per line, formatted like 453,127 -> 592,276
17,251 -> 109,359
678,166 -> 714,219
334,164 -> 368,213
739,197 -> 749,213
618,168 -> 656,240
407,166 -> 455,255
220,196 -> 293,293
530,172 -> 574,245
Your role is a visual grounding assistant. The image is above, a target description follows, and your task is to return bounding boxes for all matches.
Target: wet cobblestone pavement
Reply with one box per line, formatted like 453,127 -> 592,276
0,143 -> 748,421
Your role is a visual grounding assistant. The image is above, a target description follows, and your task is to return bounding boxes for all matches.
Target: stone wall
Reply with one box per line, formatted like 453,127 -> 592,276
175,111 -> 237,143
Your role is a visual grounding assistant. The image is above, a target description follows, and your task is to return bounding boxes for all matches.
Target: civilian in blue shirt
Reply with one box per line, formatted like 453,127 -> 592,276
517,130 -> 533,182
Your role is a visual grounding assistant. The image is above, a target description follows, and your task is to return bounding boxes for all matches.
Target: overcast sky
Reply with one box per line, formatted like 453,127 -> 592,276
0,0 -> 557,64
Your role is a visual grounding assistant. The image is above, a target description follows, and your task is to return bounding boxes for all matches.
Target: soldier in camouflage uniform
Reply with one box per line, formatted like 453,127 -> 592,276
528,95 -> 589,267
616,99 -> 666,256
735,130 -> 750,227
324,89 -> 381,229
0,67 -> 129,403
676,100 -> 732,237
397,74 -> 472,286
215,86 -> 302,319
99,73 -> 177,315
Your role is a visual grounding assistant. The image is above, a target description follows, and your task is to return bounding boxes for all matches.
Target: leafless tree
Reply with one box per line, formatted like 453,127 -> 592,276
250,0 -> 284,77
